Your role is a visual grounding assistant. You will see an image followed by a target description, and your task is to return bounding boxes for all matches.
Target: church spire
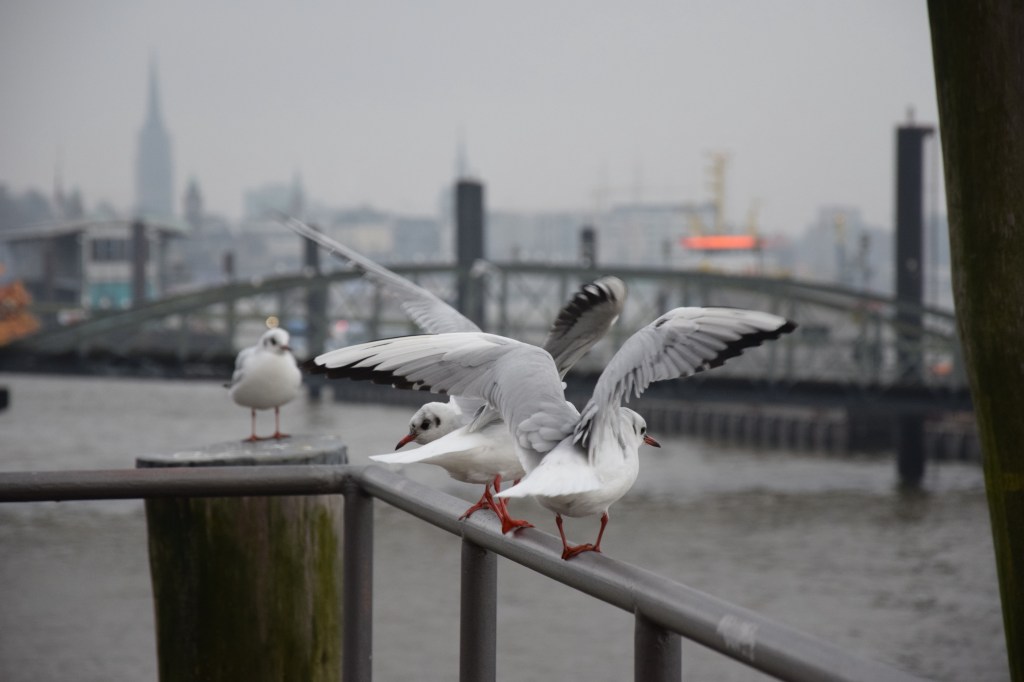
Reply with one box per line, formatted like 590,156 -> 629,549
135,55 -> 174,218
146,55 -> 163,127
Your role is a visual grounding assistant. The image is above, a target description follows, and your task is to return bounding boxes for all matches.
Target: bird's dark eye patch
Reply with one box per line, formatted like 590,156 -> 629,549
434,416 -> 441,427
420,419 -> 430,430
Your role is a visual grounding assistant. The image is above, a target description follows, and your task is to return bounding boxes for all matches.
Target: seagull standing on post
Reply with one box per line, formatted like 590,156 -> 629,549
227,327 -> 302,442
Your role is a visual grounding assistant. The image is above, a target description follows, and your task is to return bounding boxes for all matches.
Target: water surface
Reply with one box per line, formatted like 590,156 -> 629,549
0,374 -> 1007,681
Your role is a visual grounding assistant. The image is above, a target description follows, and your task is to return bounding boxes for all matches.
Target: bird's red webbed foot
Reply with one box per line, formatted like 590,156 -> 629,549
561,542 -> 599,560
555,512 -> 608,560
499,509 -> 534,534
459,487 -> 495,520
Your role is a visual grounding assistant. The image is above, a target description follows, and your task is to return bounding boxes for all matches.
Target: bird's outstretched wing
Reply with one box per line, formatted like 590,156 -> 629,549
574,307 -> 796,457
281,215 -> 481,335
282,214 -> 626,378
542,276 -> 626,379
306,332 -> 579,458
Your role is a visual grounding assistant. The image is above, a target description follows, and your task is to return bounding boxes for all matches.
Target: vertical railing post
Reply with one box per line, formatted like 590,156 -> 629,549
460,539 -> 497,682
343,481 -> 374,682
634,611 -> 681,682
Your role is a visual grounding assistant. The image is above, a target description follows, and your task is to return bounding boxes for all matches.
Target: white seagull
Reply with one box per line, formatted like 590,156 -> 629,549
227,327 -> 302,442
282,215 -> 626,532
306,307 -> 796,559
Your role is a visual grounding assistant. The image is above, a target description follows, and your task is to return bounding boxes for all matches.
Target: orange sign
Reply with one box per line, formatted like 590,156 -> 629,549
681,235 -> 760,251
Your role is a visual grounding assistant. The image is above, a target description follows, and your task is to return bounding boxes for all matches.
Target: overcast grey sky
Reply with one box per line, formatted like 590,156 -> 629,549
0,1 -> 939,234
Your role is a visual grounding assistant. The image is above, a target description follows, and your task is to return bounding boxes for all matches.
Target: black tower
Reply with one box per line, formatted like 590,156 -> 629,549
894,122 -> 934,487
455,180 -> 485,327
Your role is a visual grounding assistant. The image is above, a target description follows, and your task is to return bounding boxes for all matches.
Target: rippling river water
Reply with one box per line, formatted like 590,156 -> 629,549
0,373 -> 1008,681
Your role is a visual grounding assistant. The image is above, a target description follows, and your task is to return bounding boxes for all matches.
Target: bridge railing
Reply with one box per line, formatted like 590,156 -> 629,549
0,464 -> 928,682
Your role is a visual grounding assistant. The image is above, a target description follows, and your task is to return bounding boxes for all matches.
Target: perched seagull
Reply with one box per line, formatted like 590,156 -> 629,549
305,307 -> 796,559
227,327 -> 302,442
282,214 -> 625,531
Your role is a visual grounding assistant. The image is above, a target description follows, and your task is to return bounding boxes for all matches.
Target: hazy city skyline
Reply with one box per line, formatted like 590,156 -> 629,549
1,2 -> 940,235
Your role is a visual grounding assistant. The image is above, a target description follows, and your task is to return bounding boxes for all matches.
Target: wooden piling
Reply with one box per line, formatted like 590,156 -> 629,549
137,434 -> 347,682
930,1 -> 1024,676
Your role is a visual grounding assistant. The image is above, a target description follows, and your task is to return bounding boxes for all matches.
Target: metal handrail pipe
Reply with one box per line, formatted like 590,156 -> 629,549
0,464 -> 350,502
353,465 -> 927,682
0,464 -> 928,682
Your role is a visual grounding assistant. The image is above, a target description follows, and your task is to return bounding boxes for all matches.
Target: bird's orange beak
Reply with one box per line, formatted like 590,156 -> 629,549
643,434 -> 661,448
395,433 -> 416,450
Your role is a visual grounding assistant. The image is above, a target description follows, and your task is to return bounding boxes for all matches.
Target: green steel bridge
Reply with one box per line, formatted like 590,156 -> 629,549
14,262 -> 964,391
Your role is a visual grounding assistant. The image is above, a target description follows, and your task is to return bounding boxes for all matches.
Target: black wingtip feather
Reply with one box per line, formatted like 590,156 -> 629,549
301,357 -> 324,374
698,319 -> 797,374
302,356 -> 437,392
548,277 -> 623,338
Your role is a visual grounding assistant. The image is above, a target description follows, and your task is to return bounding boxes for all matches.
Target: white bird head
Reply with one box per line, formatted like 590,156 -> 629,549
396,401 -> 459,449
619,407 -> 660,450
260,328 -> 292,354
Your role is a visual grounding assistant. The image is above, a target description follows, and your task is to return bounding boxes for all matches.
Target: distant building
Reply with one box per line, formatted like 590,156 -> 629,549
175,180 -> 238,288
0,219 -> 184,312
183,177 -> 203,231
135,58 -> 175,219
243,174 -> 305,220
603,202 -> 715,268
485,202 -> 716,268
782,207 -> 893,295
487,210 -> 583,264
394,216 -> 441,263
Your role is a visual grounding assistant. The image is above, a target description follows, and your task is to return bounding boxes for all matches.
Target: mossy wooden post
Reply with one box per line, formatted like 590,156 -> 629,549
137,435 -> 347,682
928,3 -> 1024,679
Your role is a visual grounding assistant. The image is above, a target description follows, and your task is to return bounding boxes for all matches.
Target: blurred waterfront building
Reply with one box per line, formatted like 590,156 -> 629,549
0,219 -> 184,314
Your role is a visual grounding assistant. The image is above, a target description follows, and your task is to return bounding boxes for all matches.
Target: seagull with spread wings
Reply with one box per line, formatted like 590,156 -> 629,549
306,307 -> 795,559
282,215 -> 626,532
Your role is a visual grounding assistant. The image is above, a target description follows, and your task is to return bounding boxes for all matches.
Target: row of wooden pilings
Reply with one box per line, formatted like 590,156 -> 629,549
312,379 -> 981,463
636,399 -> 981,462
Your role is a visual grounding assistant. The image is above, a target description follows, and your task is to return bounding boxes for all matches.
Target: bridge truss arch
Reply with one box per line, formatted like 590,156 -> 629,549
20,263 -> 964,392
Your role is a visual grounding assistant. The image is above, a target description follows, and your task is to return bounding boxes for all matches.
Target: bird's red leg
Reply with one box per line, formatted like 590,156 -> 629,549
556,514 -> 596,560
243,408 -> 261,442
271,406 -> 290,440
459,482 -> 495,520
493,474 -> 533,533
591,512 -> 610,553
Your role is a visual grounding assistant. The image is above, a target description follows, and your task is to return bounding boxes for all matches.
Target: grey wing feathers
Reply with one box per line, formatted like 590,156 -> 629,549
307,333 -> 578,455
281,216 -> 480,334
574,307 -> 796,450
227,346 -> 255,388
542,276 -> 626,378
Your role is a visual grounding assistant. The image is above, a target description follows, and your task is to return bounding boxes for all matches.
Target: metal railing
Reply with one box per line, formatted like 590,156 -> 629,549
0,464 -> 928,682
